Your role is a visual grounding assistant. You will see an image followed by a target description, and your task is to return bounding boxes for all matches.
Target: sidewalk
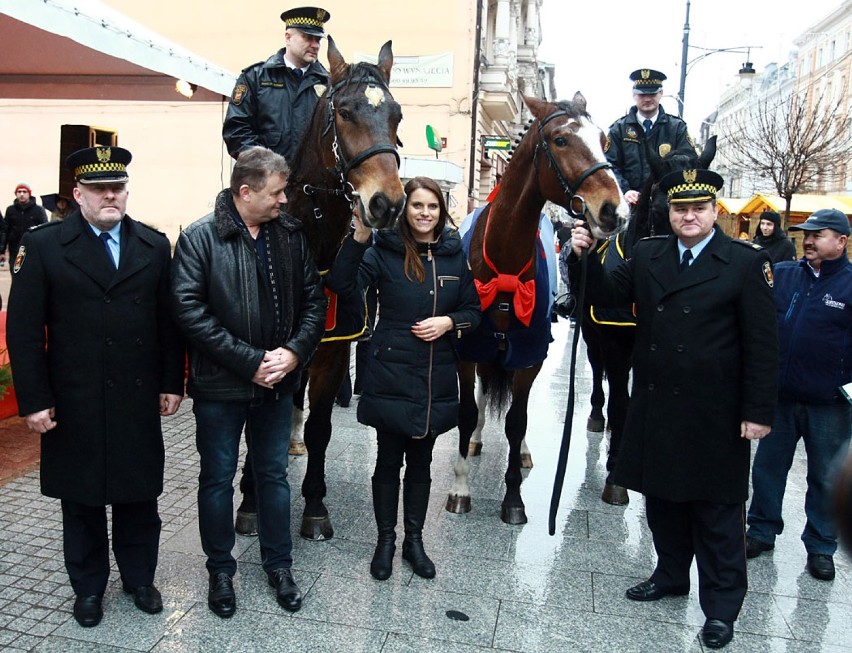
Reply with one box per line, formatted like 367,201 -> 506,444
0,320 -> 849,652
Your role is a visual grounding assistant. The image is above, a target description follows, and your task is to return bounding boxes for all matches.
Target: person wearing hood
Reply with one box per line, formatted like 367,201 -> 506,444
326,176 -> 481,581
752,210 -> 795,264
3,183 -> 47,264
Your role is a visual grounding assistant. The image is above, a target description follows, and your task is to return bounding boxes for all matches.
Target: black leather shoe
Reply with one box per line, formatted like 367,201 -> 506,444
73,594 -> 103,627
208,572 -> 236,618
268,568 -> 302,612
745,536 -> 774,559
625,579 -> 689,601
702,619 -> 734,649
807,553 -> 835,581
122,584 -> 163,614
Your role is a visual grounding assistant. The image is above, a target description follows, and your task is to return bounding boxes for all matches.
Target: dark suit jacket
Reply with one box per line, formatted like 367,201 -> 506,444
6,211 -> 185,505
576,227 -> 778,503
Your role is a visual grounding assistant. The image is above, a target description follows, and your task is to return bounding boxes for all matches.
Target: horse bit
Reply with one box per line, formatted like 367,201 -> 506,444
302,74 -> 400,219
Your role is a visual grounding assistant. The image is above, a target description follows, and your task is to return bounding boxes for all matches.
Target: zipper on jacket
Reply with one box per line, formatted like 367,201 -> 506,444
784,291 -> 799,322
421,245 -> 438,438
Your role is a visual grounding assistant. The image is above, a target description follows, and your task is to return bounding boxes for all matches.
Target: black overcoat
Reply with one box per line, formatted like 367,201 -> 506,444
576,228 -> 778,503
326,228 -> 481,439
6,212 -> 185,505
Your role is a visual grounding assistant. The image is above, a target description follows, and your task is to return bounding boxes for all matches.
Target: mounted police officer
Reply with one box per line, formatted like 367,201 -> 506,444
605,69 -> 694,208
222,6 -> 331,162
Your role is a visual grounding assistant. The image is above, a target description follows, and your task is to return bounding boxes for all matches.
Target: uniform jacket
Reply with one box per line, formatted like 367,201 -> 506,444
6,212 -> 185,505
774,255 -> 852,404
4,197 -> 47,258
326,228 -> 481,438
605,106 -> 693,192
573,228 -> 778,503
222,50 -> 329,162
171,189 -> 326,402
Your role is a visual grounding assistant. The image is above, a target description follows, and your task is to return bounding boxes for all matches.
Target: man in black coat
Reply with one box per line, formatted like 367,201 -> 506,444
222,6 -> 331,162
605,69 -> 694,207
751,210 -> 796,264
571,169 -> 777,650
2,182 -> 47,264
171,146 -> 325,618
6,147 -> 185,628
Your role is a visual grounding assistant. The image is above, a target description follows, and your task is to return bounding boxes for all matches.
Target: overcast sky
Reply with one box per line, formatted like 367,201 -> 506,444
538,0 -> 843,133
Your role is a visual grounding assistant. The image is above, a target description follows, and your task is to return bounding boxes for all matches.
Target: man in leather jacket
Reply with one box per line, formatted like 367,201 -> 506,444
222,6 -> 331,162
605,69 -> 694,207
171,146 -> 325,618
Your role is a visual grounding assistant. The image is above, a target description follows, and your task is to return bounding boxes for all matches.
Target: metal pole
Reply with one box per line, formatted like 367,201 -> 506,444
678,0 -> 691,118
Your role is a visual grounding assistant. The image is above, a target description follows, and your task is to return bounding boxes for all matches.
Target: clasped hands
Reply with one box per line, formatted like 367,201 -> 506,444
252,347 -> 299,389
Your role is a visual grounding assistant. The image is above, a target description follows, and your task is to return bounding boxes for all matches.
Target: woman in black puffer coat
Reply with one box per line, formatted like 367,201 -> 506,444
326,177 -> 481,581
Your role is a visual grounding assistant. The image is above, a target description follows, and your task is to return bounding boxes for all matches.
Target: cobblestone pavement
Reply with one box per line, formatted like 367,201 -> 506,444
1,319 -> 850,652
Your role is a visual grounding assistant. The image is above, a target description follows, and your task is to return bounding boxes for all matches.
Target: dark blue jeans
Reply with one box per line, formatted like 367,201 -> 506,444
747,399 -> 852,555
194,396 -> 293,575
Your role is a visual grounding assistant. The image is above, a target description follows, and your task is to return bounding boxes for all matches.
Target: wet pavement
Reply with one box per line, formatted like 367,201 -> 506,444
0,318 -> 850,652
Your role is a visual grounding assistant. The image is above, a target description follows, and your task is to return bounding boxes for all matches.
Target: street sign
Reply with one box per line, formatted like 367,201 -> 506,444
426,125 -> 443,153
483,135 -> 511,151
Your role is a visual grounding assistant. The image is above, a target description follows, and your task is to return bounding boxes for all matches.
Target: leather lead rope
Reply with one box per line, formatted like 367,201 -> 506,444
549,247 -> 588,536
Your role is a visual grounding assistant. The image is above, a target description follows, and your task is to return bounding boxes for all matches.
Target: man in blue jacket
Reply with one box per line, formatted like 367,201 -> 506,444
746,208 -> 852,582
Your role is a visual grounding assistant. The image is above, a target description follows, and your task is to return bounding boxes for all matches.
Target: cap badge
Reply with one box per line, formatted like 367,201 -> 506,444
317,8 -> 328,20
683,169 -> 697,184
96,147 -> 111,163
641,69 -> 650,79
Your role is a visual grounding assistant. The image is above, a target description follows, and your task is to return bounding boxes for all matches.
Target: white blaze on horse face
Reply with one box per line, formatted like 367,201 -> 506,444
574,116 -> 629,237
364,85 -> 385,107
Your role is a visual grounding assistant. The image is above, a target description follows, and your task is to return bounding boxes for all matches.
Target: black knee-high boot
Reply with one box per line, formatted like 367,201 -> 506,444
370,479 -> 399,580
401,481 -> 435,579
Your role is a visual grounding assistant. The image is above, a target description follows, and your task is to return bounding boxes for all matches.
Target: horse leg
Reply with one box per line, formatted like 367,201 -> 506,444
446,361 -> 477,514
581,311 -> 606,432
234,426 -> 258,536
600,327 -> 635,506
300,341 -> 350,541
519,436 -> 533,469
468,373 -> 487,456
289,374 -> 308,455
501,365 -> 540,525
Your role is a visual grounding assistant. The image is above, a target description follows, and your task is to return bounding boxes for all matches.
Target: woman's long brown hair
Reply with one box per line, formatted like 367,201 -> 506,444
398,176 -> 451,282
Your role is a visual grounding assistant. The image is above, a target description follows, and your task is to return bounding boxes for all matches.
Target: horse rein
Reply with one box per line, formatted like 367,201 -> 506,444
302,73 -> 400,216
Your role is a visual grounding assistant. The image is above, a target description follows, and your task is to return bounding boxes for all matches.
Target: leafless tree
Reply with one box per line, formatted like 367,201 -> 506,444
720,87 -> 852,231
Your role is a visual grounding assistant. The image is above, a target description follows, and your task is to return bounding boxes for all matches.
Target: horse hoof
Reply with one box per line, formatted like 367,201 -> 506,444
468,442 -> 482,457
520,453 -> 533,469
235,511 -> 258,536
445,494 -> 471,514
300,514 -> 334,541
501,505 -> 528,525
289,441 -> 307,456
586,416 -> 605,432
601,483 -> 629,506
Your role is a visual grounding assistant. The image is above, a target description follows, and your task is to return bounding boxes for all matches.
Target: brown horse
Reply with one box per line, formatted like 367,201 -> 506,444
449,93 -> 628,524
236,37 -> 405,540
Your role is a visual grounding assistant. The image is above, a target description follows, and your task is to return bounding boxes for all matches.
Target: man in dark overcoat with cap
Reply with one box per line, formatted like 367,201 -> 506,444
570,168 -> 778,649
605,69 -> 694,207
223,6 -> 331,162
6,146 -> 185,628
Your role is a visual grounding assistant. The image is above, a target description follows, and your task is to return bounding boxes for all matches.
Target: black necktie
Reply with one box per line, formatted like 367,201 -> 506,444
680,249 -> 693,272
292,68 -> 303,79
643,119 -> 652,134
99,232 -> 116,268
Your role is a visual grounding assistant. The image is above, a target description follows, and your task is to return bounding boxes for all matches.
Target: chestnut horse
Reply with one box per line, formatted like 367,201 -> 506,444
236,37 -> 405,540
450,93 -> 628,524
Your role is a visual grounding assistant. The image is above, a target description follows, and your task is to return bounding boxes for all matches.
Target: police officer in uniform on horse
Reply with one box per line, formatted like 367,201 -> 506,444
223,6 -> 331,162
605,69 -> 694,208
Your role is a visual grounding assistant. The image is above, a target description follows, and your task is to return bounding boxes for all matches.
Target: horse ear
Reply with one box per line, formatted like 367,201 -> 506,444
377,40 -> 394,84
522,94 -> 549,121
697,135 -> 717,169
572,91 -> 587,113
326,35 -> 349,81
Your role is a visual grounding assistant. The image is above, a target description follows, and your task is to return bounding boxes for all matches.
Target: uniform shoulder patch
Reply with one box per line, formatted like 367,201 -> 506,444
13,245 -> 26,273
231,83 -> 248,105
762,260 -> 774,287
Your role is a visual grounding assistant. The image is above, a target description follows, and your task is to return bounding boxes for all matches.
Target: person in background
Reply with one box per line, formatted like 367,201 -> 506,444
6,146 -> 185,628
3,182 -> 47,264
751,210 -> 796,264
746,208 -> 852,582
326,176 -> 481,581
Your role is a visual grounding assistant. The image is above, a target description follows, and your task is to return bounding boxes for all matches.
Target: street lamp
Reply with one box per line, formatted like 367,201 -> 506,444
676,0 -> 760,117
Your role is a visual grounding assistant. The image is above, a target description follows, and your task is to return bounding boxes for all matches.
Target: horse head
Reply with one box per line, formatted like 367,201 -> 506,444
323,36 -> 405,229
523,93 -> 629,239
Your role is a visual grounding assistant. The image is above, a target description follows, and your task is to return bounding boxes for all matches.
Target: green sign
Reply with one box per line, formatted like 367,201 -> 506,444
426,125 -> 442,152
483,136 -> 511,151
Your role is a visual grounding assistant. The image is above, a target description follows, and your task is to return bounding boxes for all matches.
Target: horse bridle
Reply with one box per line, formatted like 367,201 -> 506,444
535,109 -> 612,221
302,73 -> 400,217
